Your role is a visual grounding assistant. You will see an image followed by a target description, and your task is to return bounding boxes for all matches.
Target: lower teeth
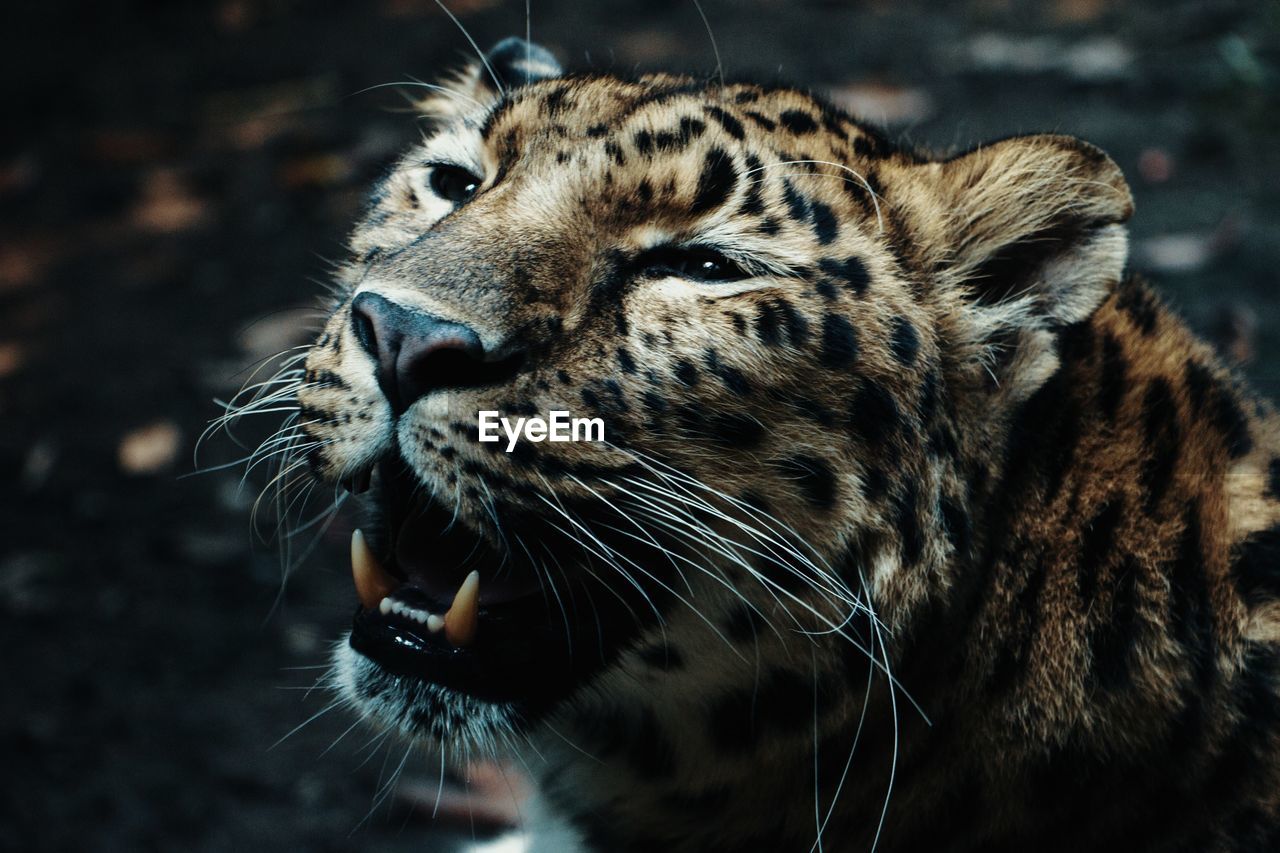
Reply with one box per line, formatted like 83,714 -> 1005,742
355,541 -> 480,647
378,597 -> 439,627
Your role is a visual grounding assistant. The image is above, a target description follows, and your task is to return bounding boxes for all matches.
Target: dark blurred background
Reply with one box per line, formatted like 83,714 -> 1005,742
1,0 -> 1277,850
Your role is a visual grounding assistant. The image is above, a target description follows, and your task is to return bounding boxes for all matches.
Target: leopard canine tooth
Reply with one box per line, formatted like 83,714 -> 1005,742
443,571 -> 480,647
351,529 -> 399,610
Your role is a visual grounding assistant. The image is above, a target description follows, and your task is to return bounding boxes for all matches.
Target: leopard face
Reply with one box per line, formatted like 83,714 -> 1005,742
294,36 -> 1133,781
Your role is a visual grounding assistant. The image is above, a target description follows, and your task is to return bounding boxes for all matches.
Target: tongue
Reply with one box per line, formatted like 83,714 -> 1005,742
395,516 -> 543,606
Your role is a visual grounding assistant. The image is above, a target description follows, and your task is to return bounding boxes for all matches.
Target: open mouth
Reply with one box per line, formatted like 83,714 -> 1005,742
344,458 -> 642,708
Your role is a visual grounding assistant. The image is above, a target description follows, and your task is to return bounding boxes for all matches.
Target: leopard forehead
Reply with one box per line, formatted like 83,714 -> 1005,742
352,75 -> 908,268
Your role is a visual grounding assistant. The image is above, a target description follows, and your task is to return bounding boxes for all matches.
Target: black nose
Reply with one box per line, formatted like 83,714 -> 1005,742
350,291 -> 504,413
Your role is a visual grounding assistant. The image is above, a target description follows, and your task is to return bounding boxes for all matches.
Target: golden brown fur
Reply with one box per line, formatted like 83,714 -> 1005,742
283,39 -> 1280,851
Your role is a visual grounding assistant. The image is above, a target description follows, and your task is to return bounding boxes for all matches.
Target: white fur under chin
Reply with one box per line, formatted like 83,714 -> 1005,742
331,633 -> 518,748
331,636 -> 586,853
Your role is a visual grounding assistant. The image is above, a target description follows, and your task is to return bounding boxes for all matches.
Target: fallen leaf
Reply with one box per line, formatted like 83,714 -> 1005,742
118,421 -> 183,475
0,238 -> 55,292
132,169 -> 207,234
225,114 -> 297,151
203,77 -> 337,125
1053,0 -> 1108,24
21,439 -> 57,491
0,154 -> 39,195
0,342 -> 23,378
203,77 -> 338,153
617,29 -> 683,63
1063,37 -> 1133,83
1138,147 -> 1174,184
965,32 -> 1058,73
1134,217 -> 1240,275
962,33 -> 1132,82
278,154 -> 352,189
217,0 -> 254,31
236,308 -> 317,362
1135,233 -> 1212,274
89,129 -> 175,164
826,83 -> 933,126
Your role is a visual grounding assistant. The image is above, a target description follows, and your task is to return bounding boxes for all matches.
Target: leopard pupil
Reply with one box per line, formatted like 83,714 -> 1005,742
432,166 -> 479,203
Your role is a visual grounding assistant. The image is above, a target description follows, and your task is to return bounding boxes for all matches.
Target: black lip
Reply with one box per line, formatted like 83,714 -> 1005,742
350,592 -> 575,704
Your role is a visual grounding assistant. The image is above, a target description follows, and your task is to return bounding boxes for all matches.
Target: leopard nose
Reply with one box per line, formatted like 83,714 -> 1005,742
350,291 -> 488,413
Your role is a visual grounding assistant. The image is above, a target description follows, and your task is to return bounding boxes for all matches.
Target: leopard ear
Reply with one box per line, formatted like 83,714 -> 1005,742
416,37 -> 562,121
483,37 -> 563,89
913,134 -> 1134,327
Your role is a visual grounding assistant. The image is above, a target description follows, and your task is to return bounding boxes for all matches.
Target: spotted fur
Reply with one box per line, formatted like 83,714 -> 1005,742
288,38 -> 1280,851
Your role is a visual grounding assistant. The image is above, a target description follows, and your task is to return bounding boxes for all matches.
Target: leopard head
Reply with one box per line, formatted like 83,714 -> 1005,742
294,38 -> 1133,768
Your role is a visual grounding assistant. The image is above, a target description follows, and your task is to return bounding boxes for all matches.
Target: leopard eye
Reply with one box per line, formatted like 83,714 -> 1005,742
637,247 -> 751,283
428,164 -> 481,204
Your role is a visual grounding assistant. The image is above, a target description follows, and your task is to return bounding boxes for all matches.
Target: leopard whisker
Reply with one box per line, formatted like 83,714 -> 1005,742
533,536 -> 583,654
691,0 -> 725,87
617,475 -> 862,615
567,473 -> 697,592
238,438 -> 326,494
588,476 -> 786,632
643,471 -> 857,604
350,79 -> 488,114
622,501 -> 885,670
811,651 -> 824,853
355,740 -> 415,832
596,514 -> 785,649
251,459 -> 312,541
867,588 -> 900,853
281,487 -> 348,541
534,494 -> 673,634
532,478 -> 660,640
508,522 -> 575,657
614,447 -> 866,610
268,696 -> 345,752
475,474 -> 513,555
350,726 -> 396,770
430,0 -> 506,95
612,475 -> 839,613
538,491 -> 752,661
317,712 -> 367,760
616,491 -> 908,696
746,159 -> 885,232
810,574 -> 877,852
432,740 -> 447,819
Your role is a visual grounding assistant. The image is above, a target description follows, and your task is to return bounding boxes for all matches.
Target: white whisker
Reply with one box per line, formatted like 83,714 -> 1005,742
431,0 -> 505,95
746,159 -> 885,232
691,0 -> 725,87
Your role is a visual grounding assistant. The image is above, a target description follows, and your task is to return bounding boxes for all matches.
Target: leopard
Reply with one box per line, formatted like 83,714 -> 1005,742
283,36 -> 1280,851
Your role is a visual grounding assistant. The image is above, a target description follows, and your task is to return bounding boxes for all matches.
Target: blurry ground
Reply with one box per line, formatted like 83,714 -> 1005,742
1,0 -> 1278,850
